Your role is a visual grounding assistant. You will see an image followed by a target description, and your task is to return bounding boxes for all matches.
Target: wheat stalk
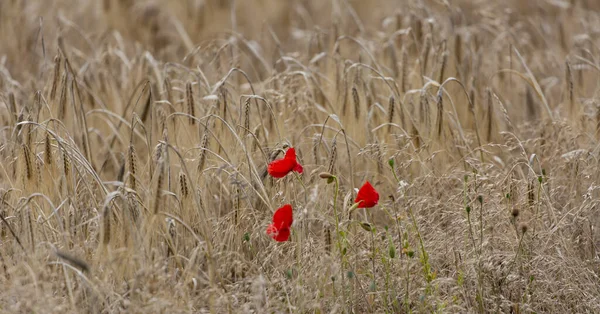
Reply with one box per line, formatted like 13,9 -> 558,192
486,88 -> 494,142
8,93 -> 17,126
57,74 -> 68,120
197,126 -> 209,174
102,201 -> 111,246
21,144 -> 33,182
566,61 -> 576,119
388,95 -> 395,132
186,81 -> 195,125
243,98 -> 251,135
352,86 -> 360,120
327,138 -> 337,174
128,144 -> 138,190
179,171 -> 189,199
435,92 -> 444,140
154,157 -> 165,215
50,55 -> 61,101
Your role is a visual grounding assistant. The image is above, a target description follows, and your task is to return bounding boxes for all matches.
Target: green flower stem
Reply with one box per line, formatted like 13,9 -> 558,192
331,176 -> 347,308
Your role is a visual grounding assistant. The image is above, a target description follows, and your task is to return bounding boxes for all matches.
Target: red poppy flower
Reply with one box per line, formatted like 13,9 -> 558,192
266,204 -> 293,242
267,148 -> 303,178
354,181 -> 379,208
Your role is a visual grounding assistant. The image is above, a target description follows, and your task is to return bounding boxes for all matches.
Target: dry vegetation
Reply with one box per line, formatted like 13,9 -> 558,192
2,0 -> 600,312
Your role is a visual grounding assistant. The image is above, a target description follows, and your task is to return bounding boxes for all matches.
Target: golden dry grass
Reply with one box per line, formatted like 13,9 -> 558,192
1,0 -> 600,313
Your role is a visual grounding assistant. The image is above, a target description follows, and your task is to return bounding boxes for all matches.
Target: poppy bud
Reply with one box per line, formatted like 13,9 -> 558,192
520,223 -> 528,234
359,222 -> 373,232
319,172 -> 334,179
389,245 -> 396,259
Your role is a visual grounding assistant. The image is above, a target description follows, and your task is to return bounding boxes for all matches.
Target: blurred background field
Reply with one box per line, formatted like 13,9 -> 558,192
1,0 -> 600,313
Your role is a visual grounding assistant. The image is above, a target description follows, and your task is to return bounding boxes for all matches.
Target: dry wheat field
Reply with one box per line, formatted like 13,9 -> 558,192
1,0 -> 600,313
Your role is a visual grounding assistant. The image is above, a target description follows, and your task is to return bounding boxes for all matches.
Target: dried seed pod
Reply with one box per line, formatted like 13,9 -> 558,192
55,250 -> 89,273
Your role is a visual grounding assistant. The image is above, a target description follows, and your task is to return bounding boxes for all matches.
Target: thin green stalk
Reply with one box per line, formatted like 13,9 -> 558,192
331,176 -> 347,309
332,177 -> 341,252
405,254 -> 411,313
294,172 -> 308,205
388,158 -> 404,257
370,227 -> 376,283
513,231 -> 526,269
533,174 -> 542,236
466,208 -> 476,250
477,196 -> 484,313
292,173 -> 307,288
408,207 -> 432,293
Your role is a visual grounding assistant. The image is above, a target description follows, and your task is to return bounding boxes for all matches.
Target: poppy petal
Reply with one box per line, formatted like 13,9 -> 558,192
273,227 -> 290,242
273,204 -> 293,229
266,224 -> 291,242
266,224 -> 277,236
355,181 -> 379,208
267,148 -> 303,178
284,147 -> 297,160
267,158 -> 295,178
286,148 -> 303,174
293,162 -> 303,174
